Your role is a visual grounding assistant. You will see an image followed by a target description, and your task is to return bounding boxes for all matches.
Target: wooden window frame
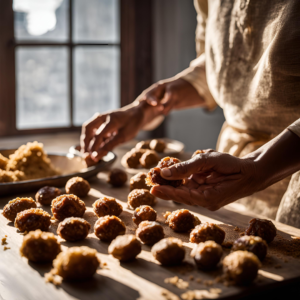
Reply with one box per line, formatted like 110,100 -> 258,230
0,0 -> 153,137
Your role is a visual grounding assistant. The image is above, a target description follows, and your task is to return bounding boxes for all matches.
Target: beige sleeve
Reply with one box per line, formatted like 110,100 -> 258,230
174,0 -> 217,111
288,119 -> 300,138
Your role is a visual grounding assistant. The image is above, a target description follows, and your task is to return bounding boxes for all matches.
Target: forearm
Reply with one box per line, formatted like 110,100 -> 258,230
245,129 -> 300,190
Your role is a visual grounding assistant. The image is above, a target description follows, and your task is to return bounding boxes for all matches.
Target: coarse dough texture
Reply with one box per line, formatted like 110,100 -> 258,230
20,230 -> 61,262
151,237 -> 185,266
93,197 -> 123,218
107,168 -> 128,187
65,177 -> 90,198
190,223 -> 226,244
165,209 -> 200,233
51,194 -> 86,221
57,217 -> 91,242
108,234 -> 142,261
146,157 -> 182,188
130,172 -> 150,191
232,235 -> 268,261
139,150 -> 159,168
14,208 -> 51,232
136,221 -> 164,245
191,240 -> 223,270
2,197 -> 37,221
245,218 -> 277,243
51,246 -> 100,280
223,251 -> 261,285
1,142 -> 60,182
132,205 -> 157,226
127,189 -> 156,209
35,186 -> 61,206
94,215 -> 126,242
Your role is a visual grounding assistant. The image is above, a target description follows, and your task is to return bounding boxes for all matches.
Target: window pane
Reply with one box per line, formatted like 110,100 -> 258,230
73,0 -> 119,43
13,0 -> 68,41
74,46 -> 120,126
16,47 -> 70,129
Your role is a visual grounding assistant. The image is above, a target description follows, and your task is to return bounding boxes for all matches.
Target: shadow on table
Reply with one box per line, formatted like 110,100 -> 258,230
28,261 -> 140,300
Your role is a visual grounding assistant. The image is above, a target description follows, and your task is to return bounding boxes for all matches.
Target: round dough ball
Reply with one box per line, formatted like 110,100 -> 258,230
223,251 -> 261,285
107,168 -> 128,187
2,197 -> 36,221
191,240 -> 223,270
151,237 -> 185,266
57,217 -> 91,242
52,246 -> 100,280
139,150 -> 159,168
146,157 -> 182,188
35,186 -> 61,206
232,235 -> 268,261
93,197 -> 123,218
108,234 -> 142,262
165,209 -> 200,233
133,205 -> 157,226
149,139 -> 166,153
135,141 -> 150,150
136,221 -> 164,245
127,189 -> 156,209
15,208 -> 51,232
94,216 -> 126,242
20,230 -> 61,262
51,194 -> 86,221
245,218 -> 277,243
130,172 -> 150,191
65,177 -> 90,198
122,149 -> 146,168
190,223 -> 225,244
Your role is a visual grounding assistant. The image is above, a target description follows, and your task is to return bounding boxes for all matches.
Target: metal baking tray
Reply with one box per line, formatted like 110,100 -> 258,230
0,149 -> 116,197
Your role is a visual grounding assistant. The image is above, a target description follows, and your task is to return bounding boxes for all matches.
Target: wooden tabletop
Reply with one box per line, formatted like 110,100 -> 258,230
1,137 -> 300,300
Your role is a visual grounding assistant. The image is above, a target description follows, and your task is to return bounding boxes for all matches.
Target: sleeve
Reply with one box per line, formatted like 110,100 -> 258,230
174,0 -> 217,111
288,119 -> 300,138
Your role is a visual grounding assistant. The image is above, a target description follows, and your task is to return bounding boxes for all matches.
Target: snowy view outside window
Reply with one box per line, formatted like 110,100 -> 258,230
13,0 -> 120,129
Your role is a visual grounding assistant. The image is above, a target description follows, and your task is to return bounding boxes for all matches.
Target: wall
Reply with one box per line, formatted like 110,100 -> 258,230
152,0 -> 225,152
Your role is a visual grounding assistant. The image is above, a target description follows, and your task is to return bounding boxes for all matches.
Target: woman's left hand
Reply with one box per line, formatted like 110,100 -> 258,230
151,151 -> 263,211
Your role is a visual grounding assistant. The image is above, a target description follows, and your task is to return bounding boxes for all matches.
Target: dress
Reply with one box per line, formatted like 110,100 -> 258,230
174,0 -> 300,226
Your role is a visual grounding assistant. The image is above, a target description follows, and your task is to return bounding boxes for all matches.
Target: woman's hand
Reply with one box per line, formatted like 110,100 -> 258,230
80,78 -> 204,163
151,151 -> 262,211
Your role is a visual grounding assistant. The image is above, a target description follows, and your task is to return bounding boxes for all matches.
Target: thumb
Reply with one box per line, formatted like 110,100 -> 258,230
160,156 -> 208,180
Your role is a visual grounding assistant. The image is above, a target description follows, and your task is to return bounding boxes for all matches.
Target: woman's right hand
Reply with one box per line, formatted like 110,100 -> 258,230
80,77 -> 203,164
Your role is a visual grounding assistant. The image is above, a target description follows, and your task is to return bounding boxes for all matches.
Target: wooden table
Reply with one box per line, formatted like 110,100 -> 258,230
1,137 -> 300,300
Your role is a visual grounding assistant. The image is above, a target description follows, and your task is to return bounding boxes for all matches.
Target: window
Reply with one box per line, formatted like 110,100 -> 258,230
0,0 -> 153,136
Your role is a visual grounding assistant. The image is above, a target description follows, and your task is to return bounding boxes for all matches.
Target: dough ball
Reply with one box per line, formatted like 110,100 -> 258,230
135,141 -> 151,150
149,139 -> 166,153
151,237 -> 185,266
190,223 -> 225,244
107,168 -> 127,187
139,150 -> 159,168
2,197 -> 36,221
130,172 -> 150,191
20,230 -> 61,262
191,240 -> 223,270
51,194 -> 86,221
223,251 -> 261,285
94,216 -> 126,242
165,209 -> 200,233
93,197 -> 123,218
35,186 -> 61,206
15,208 -> 51,232
132,205 -> 157,226
127,189 -> 156,209
65,177 -> 90,198
108,234 -> 142,262
245,218 -> 277,243
57,217 -> 91,242
136,221 -> 164,245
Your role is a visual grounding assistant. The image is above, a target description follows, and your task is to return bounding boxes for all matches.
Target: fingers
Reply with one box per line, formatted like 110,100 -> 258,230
80,113 -> 106,153
145,83 -> 166,107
